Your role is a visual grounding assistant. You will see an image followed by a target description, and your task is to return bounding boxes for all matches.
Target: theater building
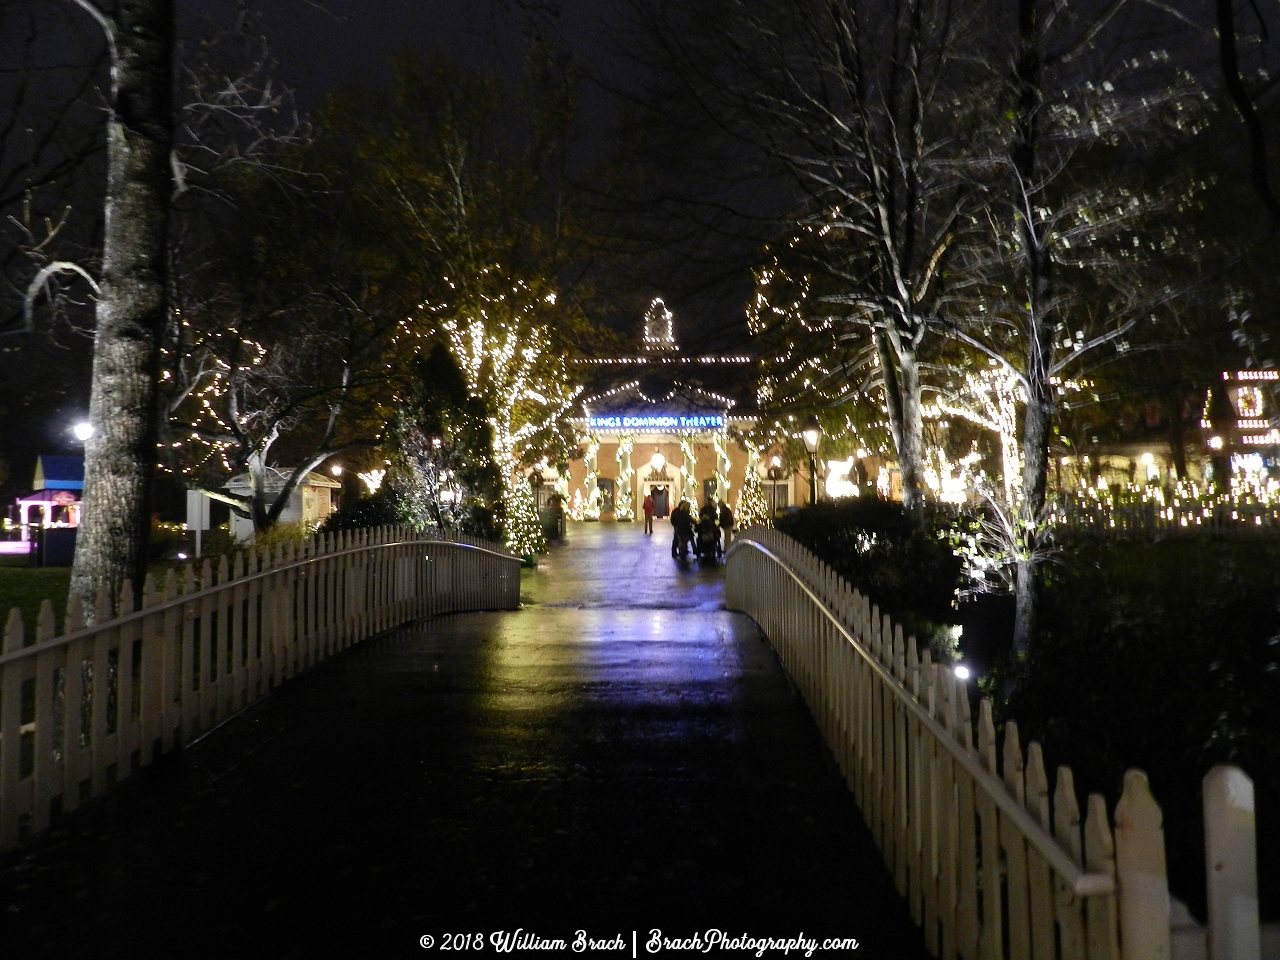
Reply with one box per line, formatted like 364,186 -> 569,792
545,300 -> 800,521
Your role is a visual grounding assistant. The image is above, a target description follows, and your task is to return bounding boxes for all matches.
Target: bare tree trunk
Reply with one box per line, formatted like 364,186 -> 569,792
69,0 -> 174,618
897,345 -> 926,518
1207,383 -> 1235,492
1163,391 -> 1189,481
1009,0 -> 1050,660
1012,390 -> 1051,659
876,329 -> 926,517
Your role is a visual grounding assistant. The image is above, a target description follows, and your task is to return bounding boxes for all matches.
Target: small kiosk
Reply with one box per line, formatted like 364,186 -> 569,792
5,456 -> 84,557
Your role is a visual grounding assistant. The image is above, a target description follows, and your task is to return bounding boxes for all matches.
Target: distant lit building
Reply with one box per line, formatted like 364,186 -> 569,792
4,456 -> 84,554
550,300 -> 806,521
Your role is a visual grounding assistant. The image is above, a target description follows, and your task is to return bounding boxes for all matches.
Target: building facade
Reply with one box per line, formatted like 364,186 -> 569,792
546,300 -> 807,522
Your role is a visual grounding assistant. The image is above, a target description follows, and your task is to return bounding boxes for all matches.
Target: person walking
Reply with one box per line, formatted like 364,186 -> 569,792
642,492 -> 655,534
718,499 -> 734,551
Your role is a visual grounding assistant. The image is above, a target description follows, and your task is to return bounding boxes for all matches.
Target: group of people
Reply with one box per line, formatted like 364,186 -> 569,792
642,492 -> 733,561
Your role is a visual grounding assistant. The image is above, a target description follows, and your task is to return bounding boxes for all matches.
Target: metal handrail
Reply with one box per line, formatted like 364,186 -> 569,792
727,536 -> 1115,898
0,532 -> 519,667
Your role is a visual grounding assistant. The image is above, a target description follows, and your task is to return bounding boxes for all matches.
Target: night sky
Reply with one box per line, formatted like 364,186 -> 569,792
0,0 -> 683,498
249,0 -> 627,100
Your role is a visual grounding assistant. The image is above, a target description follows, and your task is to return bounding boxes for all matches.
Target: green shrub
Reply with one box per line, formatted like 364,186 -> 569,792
775,497 -> 961,645
319,487 -> 412,533
1004,537 -> 1280,922
319,486 -> 500,544
0,567 -> 70,640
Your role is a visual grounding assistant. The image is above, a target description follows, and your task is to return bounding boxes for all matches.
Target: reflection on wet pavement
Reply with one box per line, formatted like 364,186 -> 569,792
0,520 -> 927,959
527,518 -> 726,610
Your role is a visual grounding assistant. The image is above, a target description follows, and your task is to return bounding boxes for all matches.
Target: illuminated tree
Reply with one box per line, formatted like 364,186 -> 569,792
735,446 -> 771,528
5,4 -> 306,612
417,274 -> 580,556
160,151 -> 409,535
933,365 -> 1024,506
647,0 -> 989,517
504,474 -> 546,561
946,0 -> 1207,654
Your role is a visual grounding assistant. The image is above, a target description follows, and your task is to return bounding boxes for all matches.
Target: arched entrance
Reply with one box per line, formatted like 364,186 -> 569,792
641,467 -> 679,518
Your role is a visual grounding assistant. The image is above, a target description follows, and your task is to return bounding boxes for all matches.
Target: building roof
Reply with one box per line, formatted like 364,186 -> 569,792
573,302 -> 759,414
16,488 -> 79,505
583,379 -> 735,416
33,455 -> 85,491
225,468 -> 343,494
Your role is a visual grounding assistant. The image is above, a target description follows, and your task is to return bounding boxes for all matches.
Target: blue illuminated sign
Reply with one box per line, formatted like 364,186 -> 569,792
587,413 -> 726,431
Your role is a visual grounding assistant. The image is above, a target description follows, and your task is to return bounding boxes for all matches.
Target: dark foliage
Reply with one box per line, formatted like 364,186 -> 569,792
319,487 -> 413,533
1000,537 -> 1280,922
775,497 -> 961,640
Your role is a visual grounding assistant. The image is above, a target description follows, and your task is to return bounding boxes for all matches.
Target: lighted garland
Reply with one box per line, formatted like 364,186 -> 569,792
712,432 -> 732,503
679,436 -> 699,506
582,435 -> 601,520
614,434 -> 635,520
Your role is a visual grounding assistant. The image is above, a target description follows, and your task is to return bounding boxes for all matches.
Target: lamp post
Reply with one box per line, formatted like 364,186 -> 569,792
801,415 -> 823,505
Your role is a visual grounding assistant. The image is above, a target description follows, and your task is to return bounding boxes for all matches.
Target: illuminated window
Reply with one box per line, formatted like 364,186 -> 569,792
1236,386 -> 1265,418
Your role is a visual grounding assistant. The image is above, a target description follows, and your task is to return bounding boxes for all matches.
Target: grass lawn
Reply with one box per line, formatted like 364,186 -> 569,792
0,560 -> 72,643
0,557 -> 188,645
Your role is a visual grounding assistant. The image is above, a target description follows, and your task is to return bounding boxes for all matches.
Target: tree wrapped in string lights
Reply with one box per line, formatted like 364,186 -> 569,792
505,473 -> 546,561
712,432 -> 732,504
417,271 -> 580,560
735,446 -> 771,528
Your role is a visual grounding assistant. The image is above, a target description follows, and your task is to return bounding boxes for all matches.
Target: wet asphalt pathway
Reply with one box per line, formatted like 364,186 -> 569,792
0,521 -> 927,959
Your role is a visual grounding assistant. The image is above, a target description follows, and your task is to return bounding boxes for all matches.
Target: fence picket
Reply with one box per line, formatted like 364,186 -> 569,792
1025,744 -> 1056,959
1202,765 -> 1261,960
1114,770 -> 1172,960
1002,723 -> 1032,960
1054,766 -> 1088,960
0,610 -> 26,846
974,700 -> 1004,960
956,748 -> 980,959
1084,793 -> 1121,960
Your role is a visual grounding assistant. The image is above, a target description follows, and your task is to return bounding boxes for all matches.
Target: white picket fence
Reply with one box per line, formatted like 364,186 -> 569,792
0,525 -> 521,853
725,527 -> 1275,960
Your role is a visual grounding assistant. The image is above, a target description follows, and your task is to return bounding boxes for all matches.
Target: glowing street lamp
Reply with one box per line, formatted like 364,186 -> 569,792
72,422 -> 93,442
801,415 -> 823,504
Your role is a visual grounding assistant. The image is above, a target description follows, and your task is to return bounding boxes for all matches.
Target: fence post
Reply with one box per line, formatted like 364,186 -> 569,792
1114,769 -> 1172,960
1202,765 -> 1261,960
